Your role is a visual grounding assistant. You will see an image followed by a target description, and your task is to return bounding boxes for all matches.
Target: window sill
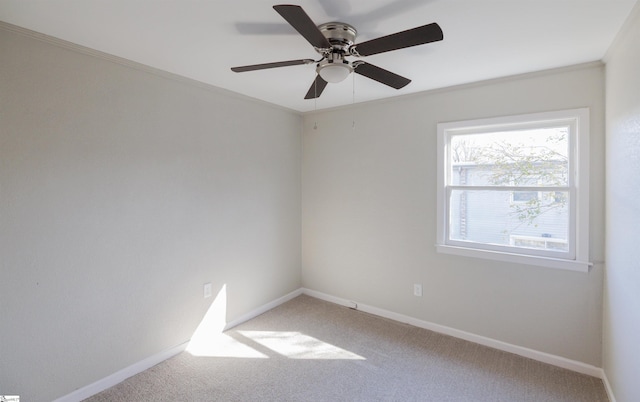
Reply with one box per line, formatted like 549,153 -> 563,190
436,244 -> 591,272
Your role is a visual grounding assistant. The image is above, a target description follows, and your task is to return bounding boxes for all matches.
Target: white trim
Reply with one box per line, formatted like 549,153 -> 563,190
436,108 -> 590,272
0,20 -> 605,118
52,342 -> 188,402
302,62 -> 603,116
302,288 -> 603,378
53,288 -> 303,401
601,370 -> 617,402
603,0 -> 640,63
53,287 -> 605,400
436,244 -> 591,272
436,120 -> 447,252
0,21 -> 297,114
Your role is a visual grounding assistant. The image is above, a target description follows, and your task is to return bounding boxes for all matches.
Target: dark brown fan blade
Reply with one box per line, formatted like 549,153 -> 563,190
304,75 -> 329,99
231,59 -> 315,72
354,62 -> 411,89
354,23 -> 443,56
273,5 -> 331,49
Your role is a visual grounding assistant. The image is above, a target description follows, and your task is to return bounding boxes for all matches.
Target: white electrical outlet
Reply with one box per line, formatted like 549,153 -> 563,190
203,282 -> 212,298
413,283 -> 423,297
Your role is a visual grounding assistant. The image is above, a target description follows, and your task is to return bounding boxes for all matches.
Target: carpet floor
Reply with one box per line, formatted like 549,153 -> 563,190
85,295 -> 608,401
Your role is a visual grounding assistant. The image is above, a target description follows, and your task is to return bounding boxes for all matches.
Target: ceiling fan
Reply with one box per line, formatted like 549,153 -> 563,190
231,4 -> 443,99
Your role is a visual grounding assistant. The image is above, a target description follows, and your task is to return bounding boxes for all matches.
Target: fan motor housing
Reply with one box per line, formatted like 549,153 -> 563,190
318,22 -> 357,52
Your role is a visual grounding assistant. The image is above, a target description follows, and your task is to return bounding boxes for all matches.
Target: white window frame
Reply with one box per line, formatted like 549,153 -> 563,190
436,108 -> 590,272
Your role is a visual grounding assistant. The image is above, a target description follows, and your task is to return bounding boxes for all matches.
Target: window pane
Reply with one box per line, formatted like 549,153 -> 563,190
449,189 -> 569,252
512,191 -> 538,203
450,127 -> 569,187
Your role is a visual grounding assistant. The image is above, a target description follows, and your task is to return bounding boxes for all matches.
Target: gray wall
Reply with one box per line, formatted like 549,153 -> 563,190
302,64 -> 605,367
8,11 -> 640,400
604,4 -> 640,401
0,27 -> 302,401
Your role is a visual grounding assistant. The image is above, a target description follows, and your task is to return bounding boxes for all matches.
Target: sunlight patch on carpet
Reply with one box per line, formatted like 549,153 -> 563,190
188,333 -> 269,358
238,331 -> 366,360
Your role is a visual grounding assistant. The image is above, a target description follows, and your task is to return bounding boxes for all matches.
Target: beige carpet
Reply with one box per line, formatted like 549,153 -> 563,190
85,295 -> 608,401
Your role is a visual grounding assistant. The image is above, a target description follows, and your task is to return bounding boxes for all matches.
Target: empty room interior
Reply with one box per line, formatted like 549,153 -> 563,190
1,1 -> 639,401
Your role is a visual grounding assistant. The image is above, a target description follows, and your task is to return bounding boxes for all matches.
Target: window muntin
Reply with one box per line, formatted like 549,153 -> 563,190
436,109 -> 590,271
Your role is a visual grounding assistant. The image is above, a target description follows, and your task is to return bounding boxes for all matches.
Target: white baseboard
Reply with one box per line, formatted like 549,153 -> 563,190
301,288 -> 604,379
54,288 -> 303,402
55,287 -> 609,401
53,341 -> 188,402
601,369 -> 617,402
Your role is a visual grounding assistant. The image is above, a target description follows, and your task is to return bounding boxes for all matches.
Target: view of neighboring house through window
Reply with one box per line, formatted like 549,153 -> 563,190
436,109 -> 590,271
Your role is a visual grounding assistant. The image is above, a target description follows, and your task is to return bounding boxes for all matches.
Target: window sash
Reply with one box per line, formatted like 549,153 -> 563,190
446,185 -> 569,192
444,186 -> 575,259
436,108 -> 590,272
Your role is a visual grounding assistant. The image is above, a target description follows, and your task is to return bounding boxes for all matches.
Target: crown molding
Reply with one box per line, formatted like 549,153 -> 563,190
603,0 -> 640,63
0,20 -> 299,115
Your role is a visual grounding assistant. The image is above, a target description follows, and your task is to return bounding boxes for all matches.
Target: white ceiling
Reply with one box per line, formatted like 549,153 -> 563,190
1,0 -> 637,112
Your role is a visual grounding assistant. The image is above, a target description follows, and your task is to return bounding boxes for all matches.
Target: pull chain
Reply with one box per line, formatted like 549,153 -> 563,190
352,73 -> 356,129
313,78 -> 318,130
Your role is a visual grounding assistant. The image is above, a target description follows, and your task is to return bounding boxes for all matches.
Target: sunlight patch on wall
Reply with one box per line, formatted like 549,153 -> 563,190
238,331 -> 365,360
187,284 -> 267,358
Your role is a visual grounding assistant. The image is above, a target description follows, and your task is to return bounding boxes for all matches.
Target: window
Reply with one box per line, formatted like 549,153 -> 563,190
436,109 -> 590,271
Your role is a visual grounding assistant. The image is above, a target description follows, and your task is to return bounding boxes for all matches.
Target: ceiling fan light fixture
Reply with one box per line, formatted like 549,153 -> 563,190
231,5 -> 444,99
317,60 -> 353,83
